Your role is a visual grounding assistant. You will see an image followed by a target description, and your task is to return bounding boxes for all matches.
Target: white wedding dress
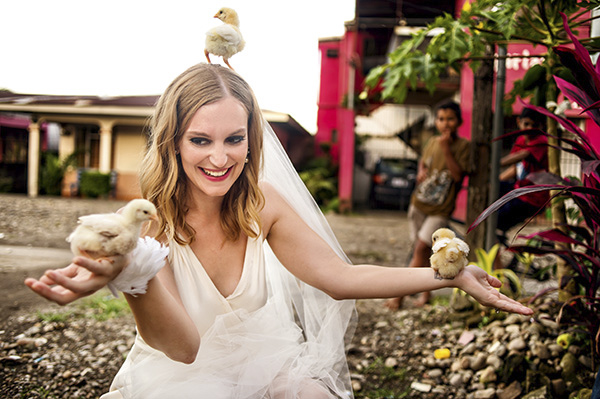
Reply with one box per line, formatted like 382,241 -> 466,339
100,123 -> 357,398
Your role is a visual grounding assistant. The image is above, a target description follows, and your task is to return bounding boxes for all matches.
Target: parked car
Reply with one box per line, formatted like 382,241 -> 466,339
369,158 -> 417,210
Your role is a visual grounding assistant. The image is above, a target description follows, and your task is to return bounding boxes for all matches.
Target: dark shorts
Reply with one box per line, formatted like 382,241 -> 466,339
496,181 -> 541,232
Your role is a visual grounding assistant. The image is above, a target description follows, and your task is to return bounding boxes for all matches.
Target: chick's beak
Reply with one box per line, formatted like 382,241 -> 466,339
214,13 -> 219,18
150,214 -> 159,222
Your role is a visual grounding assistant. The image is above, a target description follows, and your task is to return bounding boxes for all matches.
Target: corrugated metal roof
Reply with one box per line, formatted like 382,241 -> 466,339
0,91 -> 158,107
0,92 -> 310,138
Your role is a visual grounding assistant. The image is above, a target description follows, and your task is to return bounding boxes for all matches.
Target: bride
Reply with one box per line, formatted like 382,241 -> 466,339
25,63 -> 532,399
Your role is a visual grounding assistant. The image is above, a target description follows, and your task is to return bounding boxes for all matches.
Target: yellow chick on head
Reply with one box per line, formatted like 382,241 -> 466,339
430,228 -> 469,279
67,199 -> 158,261
204,7 -> 245,70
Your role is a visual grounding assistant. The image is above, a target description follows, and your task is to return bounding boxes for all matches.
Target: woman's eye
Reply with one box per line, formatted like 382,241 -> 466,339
190,137 -> 209,145
227,136 -> 246,144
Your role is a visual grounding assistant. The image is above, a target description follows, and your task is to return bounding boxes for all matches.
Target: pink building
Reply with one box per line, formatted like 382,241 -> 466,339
317,0 -> 598,215
316,0 -> 457,212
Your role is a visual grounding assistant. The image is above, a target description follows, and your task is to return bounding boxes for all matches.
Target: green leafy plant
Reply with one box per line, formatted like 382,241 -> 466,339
513,240 -> 554,281
40,152 -> 77,196
470,14 -> 600,364
299,156 -> 339,212
471,244 -> 522,298
79,170 -> 112,198
364,0 -> 598,105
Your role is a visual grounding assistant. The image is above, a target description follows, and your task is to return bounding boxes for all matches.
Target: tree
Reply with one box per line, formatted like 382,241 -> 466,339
364,0 -> 600,300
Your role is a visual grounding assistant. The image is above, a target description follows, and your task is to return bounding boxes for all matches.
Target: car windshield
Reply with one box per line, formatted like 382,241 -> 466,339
379,159 -> 416,174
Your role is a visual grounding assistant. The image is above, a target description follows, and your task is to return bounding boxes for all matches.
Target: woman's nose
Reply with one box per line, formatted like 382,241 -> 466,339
209,145 -> 228,167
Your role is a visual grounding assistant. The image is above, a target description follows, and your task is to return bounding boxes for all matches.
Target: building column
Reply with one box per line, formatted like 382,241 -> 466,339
98,120 -> 114,173
27,121 -> 40,197
337,30 -> 358,213
338,108 -> 355,212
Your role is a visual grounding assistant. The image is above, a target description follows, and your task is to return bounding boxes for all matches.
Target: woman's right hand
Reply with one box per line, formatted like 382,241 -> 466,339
24,255 -> 128,306
454,265 -> 533,316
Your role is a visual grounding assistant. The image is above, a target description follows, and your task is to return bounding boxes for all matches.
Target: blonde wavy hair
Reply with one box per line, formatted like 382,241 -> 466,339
140,63 -> 265,244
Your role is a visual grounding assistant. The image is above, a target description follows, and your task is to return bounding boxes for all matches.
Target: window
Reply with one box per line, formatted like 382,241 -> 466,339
74,125 -> 100,169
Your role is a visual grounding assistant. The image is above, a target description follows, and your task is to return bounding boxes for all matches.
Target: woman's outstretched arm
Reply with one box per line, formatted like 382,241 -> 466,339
263,185 -> 532,316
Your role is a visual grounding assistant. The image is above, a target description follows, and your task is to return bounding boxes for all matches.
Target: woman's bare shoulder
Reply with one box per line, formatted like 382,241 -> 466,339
259,182 -> 288,235
259,181 -> 278,199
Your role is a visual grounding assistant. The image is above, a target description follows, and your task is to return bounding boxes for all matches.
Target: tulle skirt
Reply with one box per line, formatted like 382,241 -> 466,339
101,297 -> 352,399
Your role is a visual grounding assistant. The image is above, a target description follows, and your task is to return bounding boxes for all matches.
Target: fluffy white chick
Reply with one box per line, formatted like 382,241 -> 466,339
430,228 -> 470,279
67,199 -> 158,261
204,7 -> 245,70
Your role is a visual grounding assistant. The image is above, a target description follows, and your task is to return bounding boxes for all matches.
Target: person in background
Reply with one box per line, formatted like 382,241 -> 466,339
385,100 -> 471,310
496,107 -> 548,235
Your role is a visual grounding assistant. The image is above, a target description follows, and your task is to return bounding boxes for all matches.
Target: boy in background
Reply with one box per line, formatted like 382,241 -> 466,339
385,100 -> 471,310
496,107 -> 548,234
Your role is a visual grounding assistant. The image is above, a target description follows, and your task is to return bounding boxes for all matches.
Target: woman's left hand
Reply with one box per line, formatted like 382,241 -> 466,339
454,265 -> 533,315
24,255 -> 127,305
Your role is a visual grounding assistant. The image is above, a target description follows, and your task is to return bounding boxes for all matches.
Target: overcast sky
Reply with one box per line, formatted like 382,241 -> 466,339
0,1 -> 356,133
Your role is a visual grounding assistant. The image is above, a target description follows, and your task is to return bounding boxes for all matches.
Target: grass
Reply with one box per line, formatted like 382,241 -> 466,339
35,290 -> 130,323
19,386 -> 57,399
36,310 -> 71,323
79,291 -> 131,321
355,357 -> 411,399
430,294 -> 450,308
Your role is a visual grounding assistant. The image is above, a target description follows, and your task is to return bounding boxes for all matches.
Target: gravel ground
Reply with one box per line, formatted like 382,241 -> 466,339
0,194 -> 596,398
0,194 -> 416,398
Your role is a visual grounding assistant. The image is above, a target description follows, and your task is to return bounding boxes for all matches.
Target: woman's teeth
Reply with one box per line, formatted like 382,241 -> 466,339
203,168 -> 229,177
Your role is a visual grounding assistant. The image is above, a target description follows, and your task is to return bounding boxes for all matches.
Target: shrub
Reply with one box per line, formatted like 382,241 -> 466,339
469,13 -> 600,364
40,152 -> 77,196
299,156 -> 339,212
79,170 -> 112,198
0,172 -> 13,192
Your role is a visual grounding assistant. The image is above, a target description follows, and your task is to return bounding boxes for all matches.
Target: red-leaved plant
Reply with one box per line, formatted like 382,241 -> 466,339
469,13 -> 600,362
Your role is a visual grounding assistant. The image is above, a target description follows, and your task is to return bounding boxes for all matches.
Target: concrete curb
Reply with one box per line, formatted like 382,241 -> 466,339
0,245 -> 72,271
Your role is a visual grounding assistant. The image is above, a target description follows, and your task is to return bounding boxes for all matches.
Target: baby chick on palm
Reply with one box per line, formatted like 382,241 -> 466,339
430,228 -> 469,279
67,199 -> 158,261
205,7 -> 245,70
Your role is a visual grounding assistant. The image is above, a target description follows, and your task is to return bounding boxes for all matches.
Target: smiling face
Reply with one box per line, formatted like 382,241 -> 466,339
178,96 -> 249,201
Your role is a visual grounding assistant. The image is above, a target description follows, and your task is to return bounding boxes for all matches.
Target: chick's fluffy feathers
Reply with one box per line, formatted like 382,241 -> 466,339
67,199 -> 158,260
430,228 -> 469,279
204,7 -> 245,70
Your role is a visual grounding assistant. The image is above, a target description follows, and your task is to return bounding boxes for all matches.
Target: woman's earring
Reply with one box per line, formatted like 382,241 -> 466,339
245,150 -> 250,164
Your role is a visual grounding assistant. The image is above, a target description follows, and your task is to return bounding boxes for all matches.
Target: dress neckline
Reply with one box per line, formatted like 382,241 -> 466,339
185,236 -> 251,300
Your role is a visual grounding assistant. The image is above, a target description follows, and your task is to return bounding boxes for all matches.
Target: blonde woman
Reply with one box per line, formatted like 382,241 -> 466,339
26,64 -> 532,399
